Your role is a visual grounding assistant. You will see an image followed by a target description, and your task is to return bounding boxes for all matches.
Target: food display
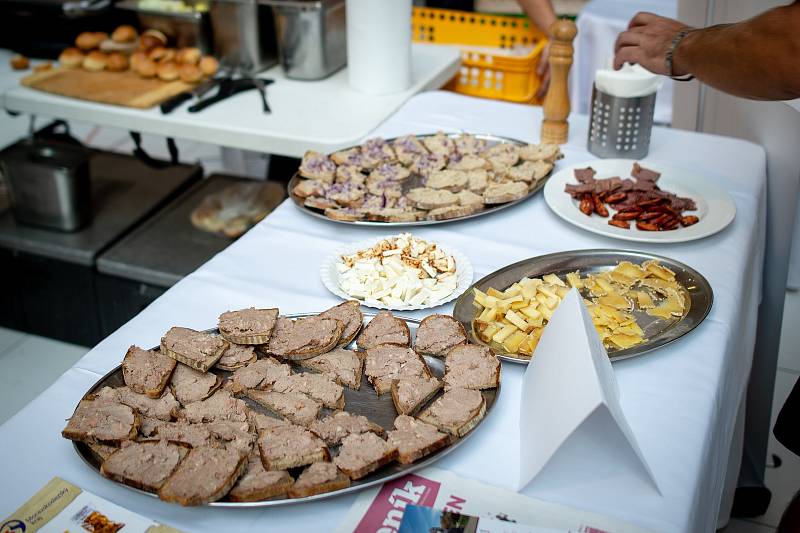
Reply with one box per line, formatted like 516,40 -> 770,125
289,133 -> 562,225
63,305 -> 499,506
471,259 -> 688,358
51,25 -> 218,83
332,234 -> 461,309
453,250 -> 713,363
564,162 -> 699,231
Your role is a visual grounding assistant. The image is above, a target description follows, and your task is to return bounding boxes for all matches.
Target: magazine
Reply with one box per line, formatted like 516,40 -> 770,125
336,468 -> 655,533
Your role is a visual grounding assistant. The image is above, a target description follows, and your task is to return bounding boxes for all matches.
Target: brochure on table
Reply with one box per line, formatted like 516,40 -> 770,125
338,467 -> 655,533
518,289 -> 660,494
2,477 -> 182,533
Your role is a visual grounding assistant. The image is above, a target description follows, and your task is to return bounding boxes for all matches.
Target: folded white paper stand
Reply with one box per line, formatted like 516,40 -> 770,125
517,289 -> 660,494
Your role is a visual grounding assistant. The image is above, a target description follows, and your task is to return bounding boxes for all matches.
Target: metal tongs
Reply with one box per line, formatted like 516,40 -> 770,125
160,64 -> 274,115
188,77 -> 274,114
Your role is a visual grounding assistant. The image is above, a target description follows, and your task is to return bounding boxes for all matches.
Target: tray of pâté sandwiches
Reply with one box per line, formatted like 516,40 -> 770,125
452,249 -> 713,364
288,132 -> 563,225
62,303 -> 500,506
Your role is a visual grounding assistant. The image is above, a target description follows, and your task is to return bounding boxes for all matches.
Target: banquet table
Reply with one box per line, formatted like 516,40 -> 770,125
0,91 -> 766,533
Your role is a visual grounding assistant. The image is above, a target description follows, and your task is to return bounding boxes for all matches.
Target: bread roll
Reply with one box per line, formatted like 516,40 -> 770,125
82,51 -> 108,72
137,58 -> 157,78
59,47 -> 85,68
177,47 -> 201,65
111,25 -> 137,44
139,29 -> 167,51
33,62 -> 53,73
179,63 -> 202,83
76,31 -> 101,50
199,56 -> 219,77
149,46 -> 175,63
107,52 -> 129,72
157,61 -> 179,81
129,51 -> 147,71
10,55 -> 29,70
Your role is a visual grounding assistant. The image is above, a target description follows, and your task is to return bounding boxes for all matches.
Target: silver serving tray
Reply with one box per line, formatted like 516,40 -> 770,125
287,133 -> 552,226
72,313 -> 500,507
452,250 -> 713,364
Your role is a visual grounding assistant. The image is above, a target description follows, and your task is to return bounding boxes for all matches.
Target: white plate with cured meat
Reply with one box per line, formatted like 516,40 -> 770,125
543,159 -> 736,243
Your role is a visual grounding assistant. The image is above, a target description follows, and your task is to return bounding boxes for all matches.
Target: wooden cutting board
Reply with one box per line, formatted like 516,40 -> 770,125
21,68 -> 194,109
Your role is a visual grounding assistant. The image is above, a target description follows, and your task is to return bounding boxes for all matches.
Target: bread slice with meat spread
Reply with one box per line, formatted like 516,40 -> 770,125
121,345 -> 176,399
417,388 -> 486,437
288,462 -> 350,498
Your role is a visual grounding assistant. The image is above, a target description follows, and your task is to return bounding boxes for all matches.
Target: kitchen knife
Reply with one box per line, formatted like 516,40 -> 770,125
160,77 -> 222,115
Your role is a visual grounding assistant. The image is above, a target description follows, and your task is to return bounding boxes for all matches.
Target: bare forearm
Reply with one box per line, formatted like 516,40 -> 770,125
516,0 -> 557,35
675,5 -> 800,100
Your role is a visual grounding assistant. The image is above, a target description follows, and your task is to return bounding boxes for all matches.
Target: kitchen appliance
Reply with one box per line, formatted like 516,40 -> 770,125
0,140 -> 91,231
209,0 -> 278,73
263,0 -> 346,80
116,0 -> 213,52
0,149 -> 199,345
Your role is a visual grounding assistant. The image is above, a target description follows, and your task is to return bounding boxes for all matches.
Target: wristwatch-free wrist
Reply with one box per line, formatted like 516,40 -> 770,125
666,28 -> 695,81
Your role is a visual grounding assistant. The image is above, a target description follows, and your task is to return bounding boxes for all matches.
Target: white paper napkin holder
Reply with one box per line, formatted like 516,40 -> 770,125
517,289 -> 660,495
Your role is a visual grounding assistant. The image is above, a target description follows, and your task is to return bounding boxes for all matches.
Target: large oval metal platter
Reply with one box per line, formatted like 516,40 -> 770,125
288,133 -> 553,227
452,249 -> 713,364
72,313 -> 500,507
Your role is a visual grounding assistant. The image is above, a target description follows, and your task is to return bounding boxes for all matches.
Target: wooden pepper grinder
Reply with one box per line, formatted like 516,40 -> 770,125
540,19 -> 578,145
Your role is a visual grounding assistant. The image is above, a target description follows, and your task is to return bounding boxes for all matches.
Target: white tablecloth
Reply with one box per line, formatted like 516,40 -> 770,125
0,92 -> 766,533
572,0 -> 677,124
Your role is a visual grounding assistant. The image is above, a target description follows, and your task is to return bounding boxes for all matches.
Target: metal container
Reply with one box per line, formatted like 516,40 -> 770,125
0,141 -> 91,232
587,83 -> 656,159
263,0 -> 346,80
209,0 -> 278,73
116,0 -> 213,53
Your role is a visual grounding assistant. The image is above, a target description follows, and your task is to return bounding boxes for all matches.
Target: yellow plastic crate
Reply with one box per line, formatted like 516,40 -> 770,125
412,7 -> 548,104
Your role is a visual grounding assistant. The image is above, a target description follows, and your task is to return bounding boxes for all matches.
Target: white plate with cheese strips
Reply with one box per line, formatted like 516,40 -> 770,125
321,233 -> 474,311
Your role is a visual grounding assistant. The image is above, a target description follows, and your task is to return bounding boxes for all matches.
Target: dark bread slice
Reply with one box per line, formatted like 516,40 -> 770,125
101,441 -> 187,492
270,373 -> 345,410
88,442 -> 118,461
245,389 -> 321,427
334,432 -> 398,480
258,424 -> 330,471
230,357 -> 291,395
96,386 -> 181,422
417,388 -> 486,437
215,344 -> 257,371
170,363 -> 222,406
364,344 -> 431,395
443,344 -> 501,391
356,311 -> 411,350
158,445 -> 248,506
388,415 -> 450,464
227,449 -> 294,502
121,345 -> 176,399
267,316 -> 345,361
62,398 -> 140,445
160,327 -> 229,372
390,376 -> 442,416
318,301 -> 364,346
218,307 -> 279,345
182,389 -> 249,424
288,462 -> 350,498
309,411 -> 385,446
297,348 -> 364,390
413,315 -> 467,357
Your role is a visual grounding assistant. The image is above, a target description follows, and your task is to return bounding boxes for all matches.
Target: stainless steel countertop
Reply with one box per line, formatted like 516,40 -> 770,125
96,174 -> 255,287
0,151 -> 200,266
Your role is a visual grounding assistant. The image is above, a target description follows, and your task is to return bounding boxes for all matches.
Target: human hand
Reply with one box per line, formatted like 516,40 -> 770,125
614,12 -> 692,75
536,41 -> 551,100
